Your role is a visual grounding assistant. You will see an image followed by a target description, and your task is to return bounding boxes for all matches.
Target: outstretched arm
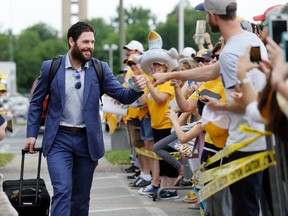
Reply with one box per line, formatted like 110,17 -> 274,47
152,62 -> 220,86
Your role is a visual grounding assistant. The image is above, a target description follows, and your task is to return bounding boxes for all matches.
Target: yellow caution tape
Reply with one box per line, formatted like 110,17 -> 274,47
197,151 -> 276,202
135,147 -> 180,160
197,125 -> 272,171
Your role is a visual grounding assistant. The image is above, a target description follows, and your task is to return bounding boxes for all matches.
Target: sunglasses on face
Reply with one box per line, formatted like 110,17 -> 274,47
74,70 -> 82,89
211,53 -> 220,60
128,62 -> 136,67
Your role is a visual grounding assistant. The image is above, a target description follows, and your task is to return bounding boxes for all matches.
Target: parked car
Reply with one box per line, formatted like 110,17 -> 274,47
6,95 -> 30,120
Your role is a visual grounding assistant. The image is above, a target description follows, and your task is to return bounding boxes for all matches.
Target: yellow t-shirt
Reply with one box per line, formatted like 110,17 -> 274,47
188,77 -> 227,147
189,76 -> 226,103
146,81 -> 175,129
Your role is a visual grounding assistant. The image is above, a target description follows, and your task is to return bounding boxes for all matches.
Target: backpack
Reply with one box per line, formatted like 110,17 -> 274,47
41,56 -> 104,126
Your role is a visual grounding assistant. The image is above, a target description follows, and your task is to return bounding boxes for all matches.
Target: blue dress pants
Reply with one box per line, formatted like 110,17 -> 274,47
46,129 -> 98,216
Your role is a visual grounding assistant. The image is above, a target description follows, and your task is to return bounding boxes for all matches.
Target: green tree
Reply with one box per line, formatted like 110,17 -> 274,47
14,23 -> 63,92
122,6 -> 157,49
0,33 -> 11,61
87,18 -> 120,73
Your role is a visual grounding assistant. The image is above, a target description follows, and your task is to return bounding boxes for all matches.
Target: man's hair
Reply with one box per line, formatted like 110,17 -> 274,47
67,21 -> 95,48
218,3 -> 237,21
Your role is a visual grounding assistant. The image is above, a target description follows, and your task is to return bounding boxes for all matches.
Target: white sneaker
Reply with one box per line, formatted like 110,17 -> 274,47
138,184 -> 159,195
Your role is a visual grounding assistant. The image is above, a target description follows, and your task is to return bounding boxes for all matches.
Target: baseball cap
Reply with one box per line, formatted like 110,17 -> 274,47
182,47 -> 196,57
123,40 -> 144,53
193,50 -> 213,62
253,4 -> 282,21
195,0 -> 237,15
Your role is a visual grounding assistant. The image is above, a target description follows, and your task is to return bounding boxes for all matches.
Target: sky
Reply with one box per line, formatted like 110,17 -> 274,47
0,0 -> 287,35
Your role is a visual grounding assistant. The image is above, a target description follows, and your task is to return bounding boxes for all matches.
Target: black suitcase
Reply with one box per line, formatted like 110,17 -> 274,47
2,148 -> 50,216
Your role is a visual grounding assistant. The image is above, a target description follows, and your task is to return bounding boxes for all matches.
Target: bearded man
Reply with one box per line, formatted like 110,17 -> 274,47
25,21 -> 146,216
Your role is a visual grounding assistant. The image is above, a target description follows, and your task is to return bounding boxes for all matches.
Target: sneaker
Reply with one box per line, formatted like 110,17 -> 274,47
129,176 -> 142,187
138,184 -> 159,195
160,191 -> 179,200
131,178 -> 151,188
148,190 -> 166,198
124,165 -> 136,173
127,170 -> 140,179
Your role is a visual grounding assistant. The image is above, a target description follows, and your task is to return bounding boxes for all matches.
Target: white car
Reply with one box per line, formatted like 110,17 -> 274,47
7,95 -> 29,119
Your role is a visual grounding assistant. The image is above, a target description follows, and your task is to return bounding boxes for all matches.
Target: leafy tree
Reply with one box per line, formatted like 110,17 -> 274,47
123,6 -> 157,50
87,18 -> 120,73
0,33 -> 11,61
25,23 -> 58,41
14,24 -> 63,92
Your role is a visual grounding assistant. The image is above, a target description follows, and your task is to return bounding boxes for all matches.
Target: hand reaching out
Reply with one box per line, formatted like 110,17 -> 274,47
167,109 -> 179,124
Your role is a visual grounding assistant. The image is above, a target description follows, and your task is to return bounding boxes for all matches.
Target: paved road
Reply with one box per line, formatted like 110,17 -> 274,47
0,124 -> 200,216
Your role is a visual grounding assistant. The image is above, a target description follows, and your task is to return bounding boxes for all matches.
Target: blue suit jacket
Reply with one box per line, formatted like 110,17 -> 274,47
27,55 -> 143,161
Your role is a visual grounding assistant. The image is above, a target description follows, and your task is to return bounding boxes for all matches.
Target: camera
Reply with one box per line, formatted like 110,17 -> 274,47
250,46 -> 261,63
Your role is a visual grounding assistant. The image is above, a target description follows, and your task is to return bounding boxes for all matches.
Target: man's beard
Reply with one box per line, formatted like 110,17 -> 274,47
208,19 -> 220,33
71,43 -> 92,62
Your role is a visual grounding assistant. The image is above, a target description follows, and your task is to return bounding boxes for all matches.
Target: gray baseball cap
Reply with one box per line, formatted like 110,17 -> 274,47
195,0 -> 237,15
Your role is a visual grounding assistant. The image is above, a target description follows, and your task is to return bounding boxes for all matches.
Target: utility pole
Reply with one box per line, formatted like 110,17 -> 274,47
119,0 -> 126,67
178,0 -> 184,54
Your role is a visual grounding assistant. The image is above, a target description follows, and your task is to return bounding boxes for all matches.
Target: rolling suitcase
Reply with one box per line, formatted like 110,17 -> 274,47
2,148 -> 50,216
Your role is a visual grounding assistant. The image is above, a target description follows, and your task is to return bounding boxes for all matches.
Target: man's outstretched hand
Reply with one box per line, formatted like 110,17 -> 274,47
152,73 -> 169,87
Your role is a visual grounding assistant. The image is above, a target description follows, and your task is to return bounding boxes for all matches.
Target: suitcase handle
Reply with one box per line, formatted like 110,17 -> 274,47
19,147 -> 43,205
22,147 -> 42,155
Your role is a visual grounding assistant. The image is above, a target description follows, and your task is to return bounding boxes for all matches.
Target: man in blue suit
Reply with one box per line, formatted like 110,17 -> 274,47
25,21 -> 146,216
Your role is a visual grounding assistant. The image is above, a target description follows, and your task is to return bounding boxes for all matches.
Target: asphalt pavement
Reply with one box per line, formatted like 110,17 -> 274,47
0,124 -> 201,216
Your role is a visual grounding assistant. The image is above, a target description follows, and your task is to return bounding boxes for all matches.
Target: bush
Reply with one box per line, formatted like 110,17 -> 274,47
104,149 -> 130,165
0,153 -> 14,167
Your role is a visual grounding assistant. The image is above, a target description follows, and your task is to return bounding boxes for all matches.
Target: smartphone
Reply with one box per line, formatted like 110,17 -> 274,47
282,32 -> 288,62
198,89 -> 221,103
250,46 -> 261,63
268,13 -> 288,44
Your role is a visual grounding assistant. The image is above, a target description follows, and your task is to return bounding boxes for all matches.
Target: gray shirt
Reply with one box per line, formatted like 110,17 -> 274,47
220,31 -> 268,152
59,55 -> 89,128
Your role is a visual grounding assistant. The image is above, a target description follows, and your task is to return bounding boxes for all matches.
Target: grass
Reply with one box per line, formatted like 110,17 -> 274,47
0,153 -> 15,167
104,149 -> 130,165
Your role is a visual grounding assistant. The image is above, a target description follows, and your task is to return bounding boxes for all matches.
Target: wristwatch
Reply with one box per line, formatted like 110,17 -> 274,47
237,78 -> 251,86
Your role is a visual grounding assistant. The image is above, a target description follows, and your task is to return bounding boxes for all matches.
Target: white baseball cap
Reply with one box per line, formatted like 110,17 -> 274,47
182,47 -> 196,57
123,40 -> 144,53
